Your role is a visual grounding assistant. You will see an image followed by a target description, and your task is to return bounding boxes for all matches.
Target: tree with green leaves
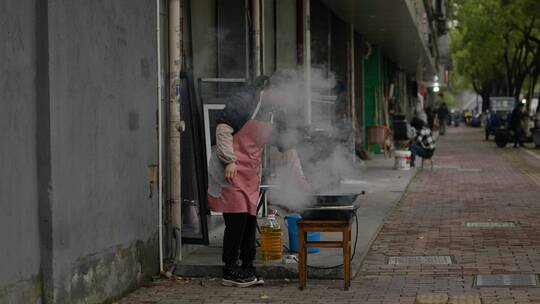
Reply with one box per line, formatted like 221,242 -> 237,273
450,0 -> 540,110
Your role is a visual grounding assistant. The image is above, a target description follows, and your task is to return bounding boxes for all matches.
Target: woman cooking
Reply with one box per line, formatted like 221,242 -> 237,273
207,75 -> 307,288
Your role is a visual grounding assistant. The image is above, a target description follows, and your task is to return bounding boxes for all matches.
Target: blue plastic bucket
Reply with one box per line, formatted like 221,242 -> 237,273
285,213 -> 320,253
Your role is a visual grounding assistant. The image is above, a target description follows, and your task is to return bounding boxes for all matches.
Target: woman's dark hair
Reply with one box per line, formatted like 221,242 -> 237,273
217,76 -> 269,133
250,75 -> 270,91
411,117 -> 425,130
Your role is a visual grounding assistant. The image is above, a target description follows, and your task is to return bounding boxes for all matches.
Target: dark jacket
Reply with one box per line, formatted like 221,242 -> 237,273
510,107 -> 525,130
437,106 -> 449,120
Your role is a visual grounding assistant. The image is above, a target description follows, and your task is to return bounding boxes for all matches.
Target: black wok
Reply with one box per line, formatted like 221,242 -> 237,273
301,193 -> 362,220
311,193 -> 359,206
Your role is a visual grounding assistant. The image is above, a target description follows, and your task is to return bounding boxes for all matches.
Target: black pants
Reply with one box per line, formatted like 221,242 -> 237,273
513,127 -> 523,146
222,213 -> 257,267
439,118 -> 447,135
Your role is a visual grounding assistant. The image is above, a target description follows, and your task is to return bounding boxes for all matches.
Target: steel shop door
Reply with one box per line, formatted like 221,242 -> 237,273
179,0 -> 214,245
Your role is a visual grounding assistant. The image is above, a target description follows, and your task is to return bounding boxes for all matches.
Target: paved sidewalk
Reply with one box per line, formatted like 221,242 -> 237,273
175,155 -> 415,279
118,127 -> 540,304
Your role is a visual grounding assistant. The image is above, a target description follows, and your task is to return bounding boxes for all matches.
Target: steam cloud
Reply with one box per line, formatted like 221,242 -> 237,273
263,68 -> 364,212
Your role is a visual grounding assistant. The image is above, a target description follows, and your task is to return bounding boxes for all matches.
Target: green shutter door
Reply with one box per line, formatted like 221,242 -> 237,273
363,46 -> 381,151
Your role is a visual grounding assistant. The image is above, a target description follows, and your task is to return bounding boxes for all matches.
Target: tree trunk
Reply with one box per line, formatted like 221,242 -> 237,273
481,91 -> 490,112
528,69 -> 540,112
514,73 -> 527,102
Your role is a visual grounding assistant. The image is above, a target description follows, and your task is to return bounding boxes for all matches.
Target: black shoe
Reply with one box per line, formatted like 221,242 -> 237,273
222,266 -> 257,288
243,266 -> 264,285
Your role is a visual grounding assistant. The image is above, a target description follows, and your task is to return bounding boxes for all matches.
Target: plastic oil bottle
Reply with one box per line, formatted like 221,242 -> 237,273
260,210 -> 283,261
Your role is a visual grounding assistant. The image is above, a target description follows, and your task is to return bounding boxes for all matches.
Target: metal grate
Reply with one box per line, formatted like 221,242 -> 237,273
387,256 -> 453,265
466,221 -> 516,228
475,274 -> 539,287
457,168 -> 483,172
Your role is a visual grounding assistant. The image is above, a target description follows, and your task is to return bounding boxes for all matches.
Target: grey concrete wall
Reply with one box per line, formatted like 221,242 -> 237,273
1,1 -> 160,303
0,0 -> 43,303
46,1 -> 159,303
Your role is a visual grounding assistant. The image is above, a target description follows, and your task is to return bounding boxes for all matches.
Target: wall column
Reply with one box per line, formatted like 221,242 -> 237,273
303,0 -> 311,126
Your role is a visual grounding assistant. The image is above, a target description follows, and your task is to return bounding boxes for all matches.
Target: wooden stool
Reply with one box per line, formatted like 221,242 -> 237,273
297,219 -> 352,290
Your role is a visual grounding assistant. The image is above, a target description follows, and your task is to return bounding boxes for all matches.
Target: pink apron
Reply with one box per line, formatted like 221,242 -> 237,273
208,120 -> 272,215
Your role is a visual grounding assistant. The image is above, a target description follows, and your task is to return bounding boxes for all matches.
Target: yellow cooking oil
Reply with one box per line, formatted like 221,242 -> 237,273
260,226 -> 283,261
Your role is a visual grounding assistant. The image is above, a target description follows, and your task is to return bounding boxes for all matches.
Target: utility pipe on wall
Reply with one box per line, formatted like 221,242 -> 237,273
169,0 -> 183,262
303,0 -> 312,126
156,0 -> 164,273
253,0 -> 262,77
349,23 -> 356,163
260,0 -> 266,75
245,0 -> 250,79
349,24 -> 355,128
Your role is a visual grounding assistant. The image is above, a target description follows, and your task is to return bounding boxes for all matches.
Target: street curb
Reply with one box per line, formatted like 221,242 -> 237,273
351,171 -> 417,278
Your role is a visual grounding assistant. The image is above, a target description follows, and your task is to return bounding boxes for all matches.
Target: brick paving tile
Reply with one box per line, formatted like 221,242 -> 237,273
117,128 -> 540,304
